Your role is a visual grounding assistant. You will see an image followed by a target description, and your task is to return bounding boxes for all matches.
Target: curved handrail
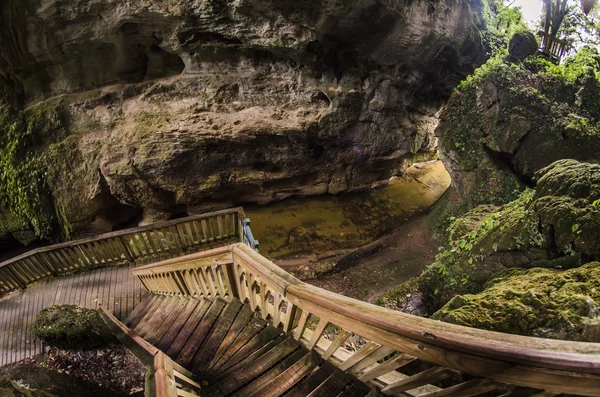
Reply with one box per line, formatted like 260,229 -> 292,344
133,243 -> 600,396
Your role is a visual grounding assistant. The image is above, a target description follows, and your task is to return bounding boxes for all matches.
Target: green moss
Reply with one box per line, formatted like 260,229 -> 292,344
0,98 -> 78,240
432,262 -> 600,341
34,305 -> 114,350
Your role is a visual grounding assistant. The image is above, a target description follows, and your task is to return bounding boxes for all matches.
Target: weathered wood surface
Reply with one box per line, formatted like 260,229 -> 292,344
0,208 -> 245,297
0,263 -> 147,366
136,243 -> 600,396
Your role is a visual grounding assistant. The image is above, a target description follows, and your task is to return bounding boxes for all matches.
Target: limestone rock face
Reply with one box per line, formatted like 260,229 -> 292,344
0,0 -> 488,239
436,50 -> 600,211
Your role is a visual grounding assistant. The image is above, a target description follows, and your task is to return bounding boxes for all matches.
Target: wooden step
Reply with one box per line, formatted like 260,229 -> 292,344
177,298 -> 227,368
126,294 -> 163,328
209,315 -> 269,373
166,298 -> 213,359
156,297 -> 202,351
203,336 -> 300,396
245,351 -> 321,397
284,361 -> 337,397
205,304 -> 255,373
147,296 -> 191,345
134,295 -> 181,338
192,299 -> 244,375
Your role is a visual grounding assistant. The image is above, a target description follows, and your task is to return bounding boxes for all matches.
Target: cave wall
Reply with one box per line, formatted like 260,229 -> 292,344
0,0 -> 489,240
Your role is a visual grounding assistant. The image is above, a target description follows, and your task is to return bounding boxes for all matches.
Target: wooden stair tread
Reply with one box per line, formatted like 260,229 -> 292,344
205,303 -> 255,373
204,336 -> 300,396
244,351 -> 321,397
147,296 -> 190,344
156,297 -> 202,351
176,298 -> 227,368
192,299 -> 244,375
166,298 -> 213,358
134,295 -> 181,337
284,361 -> 337,397
306,370 -> 354,397
123,294 -> 155,327
126,294 -> 162,328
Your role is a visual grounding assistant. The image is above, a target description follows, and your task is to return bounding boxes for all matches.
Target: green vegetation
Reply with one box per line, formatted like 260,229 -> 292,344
482,1 -> 530,56
433,262 -> 600,341
34,305 -> 114,350
0,99 -> 72,240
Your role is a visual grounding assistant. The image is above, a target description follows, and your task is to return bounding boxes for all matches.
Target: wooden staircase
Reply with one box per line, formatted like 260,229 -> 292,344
122,294 -> 375,397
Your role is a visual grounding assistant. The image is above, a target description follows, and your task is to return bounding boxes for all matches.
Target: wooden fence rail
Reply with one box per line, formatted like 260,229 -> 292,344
99,307 -> 201,397
539,31 -> 568,64
0,208 -> 248,297
133,243 -> 600,397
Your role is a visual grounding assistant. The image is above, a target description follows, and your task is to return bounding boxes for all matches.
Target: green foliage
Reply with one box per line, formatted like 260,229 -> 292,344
481,1 -> 530,56
0,100 -> 69,239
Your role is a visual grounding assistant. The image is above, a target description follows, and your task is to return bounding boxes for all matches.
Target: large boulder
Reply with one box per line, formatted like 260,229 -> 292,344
433,262 -> 600,342
437,47 -> 600,213
0,0 -> 489,241
508,31 -> 538,61
34,305 -> 115,350
379,160 -> 600,313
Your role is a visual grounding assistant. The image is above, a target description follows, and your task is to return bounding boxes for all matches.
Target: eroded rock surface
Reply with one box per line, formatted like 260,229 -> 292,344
0,0 -> 488,241
379,159 -> 600,314
437,48 -> 600,212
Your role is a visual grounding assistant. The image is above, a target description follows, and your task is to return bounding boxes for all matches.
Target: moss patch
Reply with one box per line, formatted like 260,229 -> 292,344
433,262 -> 600,341
34,306 -> 114,350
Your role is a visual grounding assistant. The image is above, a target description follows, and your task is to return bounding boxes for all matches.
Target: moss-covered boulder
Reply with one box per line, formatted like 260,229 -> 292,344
380,159 -> 600,314
432,262 -> 600,341
437,46 -> 600,213
34,306 -> 114,350
0,364 -> 121,397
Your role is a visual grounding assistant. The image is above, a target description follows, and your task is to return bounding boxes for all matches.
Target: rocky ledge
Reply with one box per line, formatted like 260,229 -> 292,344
0,0 -> 489,244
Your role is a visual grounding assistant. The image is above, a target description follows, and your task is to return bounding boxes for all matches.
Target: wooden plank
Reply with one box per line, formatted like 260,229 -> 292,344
338,342 -> 381,371
206,304 -> 254,372
192,299 -> 243,375
125,294 -> 156,327
206,337 -> 299,396
156,298 -> 202,352
176,299 -> 226,368
359,354 -> 416,382
246,351 -> 321,397
147,297 -> 190,345
381,367 -> 454,394
285,361 -> 337,397
135,296 -> 180,338
419,379 -> 500,397
217,324 -> 283,374
235,348 -> 307,397
166,298 -> 212,359
306,371 -> 353,397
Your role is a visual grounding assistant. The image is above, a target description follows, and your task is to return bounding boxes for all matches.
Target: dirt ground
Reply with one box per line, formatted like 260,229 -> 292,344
280,213 -> 437,303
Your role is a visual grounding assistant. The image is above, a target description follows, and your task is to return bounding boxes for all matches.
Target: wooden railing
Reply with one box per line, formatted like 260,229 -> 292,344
0,208 -> 247,297
99,307 -> 202,397
134,243 -> 600,396
539,31 -> 568,63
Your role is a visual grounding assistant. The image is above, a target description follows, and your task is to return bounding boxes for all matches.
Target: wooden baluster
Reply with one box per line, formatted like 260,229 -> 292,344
419,378 -> 499,397
192,269 -> 210,296
358,353 -> 416,382
282,300 -> 297,333
260,282 -> 268,316
273,292 -> 282,328
201,219 -> 211,243
307,318 -> 328,350
293,311 -> 310,341
381,367 -> 455,395
224,262 -> 240,299
213,265 -> 227,297
203,267 -> 218,297
349,346 -> 396,374
338,341 -> 380,371
322,329 -> 351,360
247,273 -> 257,310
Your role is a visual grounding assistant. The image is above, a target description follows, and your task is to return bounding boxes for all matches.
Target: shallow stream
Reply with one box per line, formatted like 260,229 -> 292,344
245,161 -> 450,259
